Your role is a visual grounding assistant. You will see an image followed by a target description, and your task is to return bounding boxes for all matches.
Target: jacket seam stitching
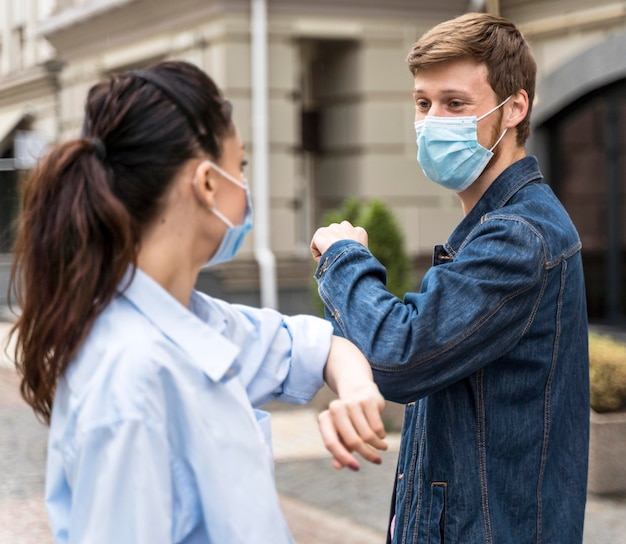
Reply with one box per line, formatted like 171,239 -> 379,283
315,245 -> 365,278
522,269 -> 548,337
495,170 -> 543,208
478,215 -> 548,261
477,369 -> 493,544
544,241 -> 582,269
407,406 -> 427,544
535,260 -> 566,543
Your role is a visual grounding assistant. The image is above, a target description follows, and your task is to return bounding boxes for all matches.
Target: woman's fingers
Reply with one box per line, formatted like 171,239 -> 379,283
318,409 -> 361,470
317,396 -> 389,470
328,399 -> 387,462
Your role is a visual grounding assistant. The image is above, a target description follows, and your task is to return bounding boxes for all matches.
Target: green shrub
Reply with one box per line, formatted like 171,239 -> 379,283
311,198 -> 412,313
322,198 -> 362,227
589,332 -> 626,413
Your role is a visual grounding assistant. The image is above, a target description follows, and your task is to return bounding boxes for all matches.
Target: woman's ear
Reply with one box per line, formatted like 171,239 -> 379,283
192,160 -> 216,209
505,89 -> 529,129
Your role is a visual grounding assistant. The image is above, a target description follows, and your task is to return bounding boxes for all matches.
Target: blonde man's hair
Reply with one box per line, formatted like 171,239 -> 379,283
407,13 -> 536,146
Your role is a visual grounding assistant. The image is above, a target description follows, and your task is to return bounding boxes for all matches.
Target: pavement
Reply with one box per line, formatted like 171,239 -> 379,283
1,319 -> 626,543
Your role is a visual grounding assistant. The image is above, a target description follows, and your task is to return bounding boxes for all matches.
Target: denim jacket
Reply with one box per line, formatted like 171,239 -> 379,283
314,157 -> 589,544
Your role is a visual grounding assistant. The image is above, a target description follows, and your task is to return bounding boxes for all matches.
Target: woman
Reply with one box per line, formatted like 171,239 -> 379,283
8,60 -> 387,543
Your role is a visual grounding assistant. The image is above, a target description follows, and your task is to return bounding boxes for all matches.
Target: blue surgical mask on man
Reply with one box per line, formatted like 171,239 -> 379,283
202,162 -> 253,268
414,96 -> 511,192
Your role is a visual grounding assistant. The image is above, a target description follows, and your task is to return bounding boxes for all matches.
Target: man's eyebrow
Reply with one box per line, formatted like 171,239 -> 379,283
413,87 -> 468,94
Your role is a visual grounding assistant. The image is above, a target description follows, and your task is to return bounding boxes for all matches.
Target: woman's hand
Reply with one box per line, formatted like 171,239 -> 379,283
318,380 -> 387,471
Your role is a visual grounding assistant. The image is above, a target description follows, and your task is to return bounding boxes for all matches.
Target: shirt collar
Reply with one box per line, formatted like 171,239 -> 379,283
119,267 -> 240,382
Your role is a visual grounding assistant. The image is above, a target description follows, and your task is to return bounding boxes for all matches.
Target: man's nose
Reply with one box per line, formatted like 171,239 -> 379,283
427,103 -> 445,116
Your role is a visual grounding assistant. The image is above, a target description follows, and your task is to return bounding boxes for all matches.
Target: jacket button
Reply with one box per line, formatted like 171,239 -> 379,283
398,473 -> 404,480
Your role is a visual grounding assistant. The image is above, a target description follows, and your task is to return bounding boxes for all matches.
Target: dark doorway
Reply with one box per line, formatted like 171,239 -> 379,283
295,38 -> 359,251
546,79 -> 626,323
0,146 -> 19,254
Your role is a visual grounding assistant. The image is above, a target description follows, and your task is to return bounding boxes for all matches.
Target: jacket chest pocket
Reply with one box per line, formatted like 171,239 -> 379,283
427,482 -> 447,544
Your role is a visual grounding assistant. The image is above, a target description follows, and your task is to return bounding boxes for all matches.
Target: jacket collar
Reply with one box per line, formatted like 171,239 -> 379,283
444,156 -> 543,257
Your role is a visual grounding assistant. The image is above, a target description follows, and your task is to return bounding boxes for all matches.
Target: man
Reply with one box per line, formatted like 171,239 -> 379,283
310,13 -> 589,544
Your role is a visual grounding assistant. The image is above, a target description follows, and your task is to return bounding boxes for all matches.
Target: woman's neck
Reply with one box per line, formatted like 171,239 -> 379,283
137,223 -> 199,308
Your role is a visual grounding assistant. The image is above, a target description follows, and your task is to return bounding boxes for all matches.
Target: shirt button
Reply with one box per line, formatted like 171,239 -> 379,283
398,473 -> 404,480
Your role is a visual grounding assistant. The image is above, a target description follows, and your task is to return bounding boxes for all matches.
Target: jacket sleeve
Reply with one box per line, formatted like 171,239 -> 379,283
314,217 -> 546,404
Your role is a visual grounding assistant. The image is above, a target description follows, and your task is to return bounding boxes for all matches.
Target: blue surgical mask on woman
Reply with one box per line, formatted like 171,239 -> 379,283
414,96 -> 511,192
202,162 -> 253,268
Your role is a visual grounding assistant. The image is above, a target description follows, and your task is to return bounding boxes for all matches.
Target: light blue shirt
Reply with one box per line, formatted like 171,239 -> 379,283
45,268 -> 333,543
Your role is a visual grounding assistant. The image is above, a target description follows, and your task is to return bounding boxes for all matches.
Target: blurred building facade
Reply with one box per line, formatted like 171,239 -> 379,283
1,0 -> 625,320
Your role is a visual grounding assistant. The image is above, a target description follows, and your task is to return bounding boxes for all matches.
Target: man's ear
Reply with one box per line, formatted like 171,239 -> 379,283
192,160 -> 216,209
505,89 -> 529,129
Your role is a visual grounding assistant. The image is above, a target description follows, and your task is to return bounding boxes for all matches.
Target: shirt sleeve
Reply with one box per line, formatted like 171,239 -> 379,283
217,301 -> 333,407
65,418 -> 172,544
314,217 -> 546,403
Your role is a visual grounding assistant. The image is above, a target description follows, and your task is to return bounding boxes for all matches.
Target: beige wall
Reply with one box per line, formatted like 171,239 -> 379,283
0,2 -> 465,263
0,0 -> 58,144
504,0 -> 626,77
266,15 -> 459,257
3,0 -> 626,286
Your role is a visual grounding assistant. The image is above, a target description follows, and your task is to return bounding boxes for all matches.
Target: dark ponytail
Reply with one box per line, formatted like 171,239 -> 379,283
8,60 -> 234,423
9,139 -> 135,423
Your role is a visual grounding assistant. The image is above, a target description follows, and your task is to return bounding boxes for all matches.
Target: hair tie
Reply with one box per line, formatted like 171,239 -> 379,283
89,137 -> 107,162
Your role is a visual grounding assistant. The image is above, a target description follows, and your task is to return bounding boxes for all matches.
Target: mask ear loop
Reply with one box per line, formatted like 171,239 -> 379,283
192,162 -> 241,228
208,161 -> 247,190
190,163 -> 234,229
206,162 -> 249,227
210,206 -> 235,228
489,128 -> 508,152
478,95 -> 512,152
477,95 -> 512,122
192,173 -> 236,228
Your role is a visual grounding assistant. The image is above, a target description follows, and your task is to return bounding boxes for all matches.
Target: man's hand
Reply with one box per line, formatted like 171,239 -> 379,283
310,221 -> 369,263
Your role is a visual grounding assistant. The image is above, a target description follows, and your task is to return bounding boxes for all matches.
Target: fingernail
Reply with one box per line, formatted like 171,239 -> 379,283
349,463 -> 360,471
374,458 -> 382,465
